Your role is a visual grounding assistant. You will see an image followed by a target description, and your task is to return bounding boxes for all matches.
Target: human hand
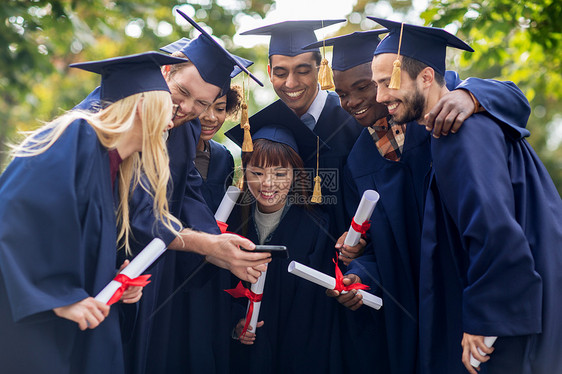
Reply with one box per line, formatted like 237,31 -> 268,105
53,297 -> 110,330
325,274 -> 364,311
335,231 -> 366,266
461,333 -> 494,374
117,260 -> 143,304
228,263 -> 268,284
234,318 -> 264,345
423,89 -> 476,138
207,233 -> 271,267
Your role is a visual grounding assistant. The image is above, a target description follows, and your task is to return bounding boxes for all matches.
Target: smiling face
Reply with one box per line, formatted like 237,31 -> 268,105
198,94 -> 227,142
246,164 -> 293,213
333,62 -> 389,127
268,52 -> 320,117
164,63 -> 220,128
371,54 -> 426,124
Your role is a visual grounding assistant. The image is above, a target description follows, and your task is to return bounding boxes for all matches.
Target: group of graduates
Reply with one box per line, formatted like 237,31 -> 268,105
0,8 -> 561,374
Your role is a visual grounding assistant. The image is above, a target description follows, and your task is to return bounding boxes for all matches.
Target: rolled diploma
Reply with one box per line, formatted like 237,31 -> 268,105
344,190 -> 380,247
246,267 -> 268,331
287,261 -> 382,310
215,185 -> 242,222
95,238 -> 166,304
470,336 -> 497,367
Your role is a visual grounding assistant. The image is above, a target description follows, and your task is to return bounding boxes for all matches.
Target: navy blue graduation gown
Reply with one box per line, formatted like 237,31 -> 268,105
199,139 -> 235,212
307,92 -> 363,236
152,139 -> 235,373
0,120 -> 124,374
74,87 -> 221,374
129,117 -> 222,374
345,74 -> 532,374
420,112 -> 562,374
228,203 -> 345,374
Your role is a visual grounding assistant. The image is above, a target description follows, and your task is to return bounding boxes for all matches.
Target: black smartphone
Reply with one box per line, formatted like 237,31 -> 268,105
244,245 -> 288,259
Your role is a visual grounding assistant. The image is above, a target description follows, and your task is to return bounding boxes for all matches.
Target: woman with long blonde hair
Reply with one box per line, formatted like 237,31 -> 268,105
0,52 -> 186,374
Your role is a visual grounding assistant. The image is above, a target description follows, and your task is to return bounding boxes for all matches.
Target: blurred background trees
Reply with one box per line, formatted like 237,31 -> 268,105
1,0 -> 560,194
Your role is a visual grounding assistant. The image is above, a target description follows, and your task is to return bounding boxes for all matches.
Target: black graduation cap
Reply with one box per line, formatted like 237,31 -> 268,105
239,19 -> 346,57
368,17 -> 473,76
303,30 -> 388,71
225,100 -> 327,160
70,51 -> 188,103
160,37 -> 254,95
174,9 -> 263,92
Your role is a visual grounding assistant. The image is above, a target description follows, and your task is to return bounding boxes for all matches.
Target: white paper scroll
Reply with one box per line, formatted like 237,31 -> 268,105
344,190 -> 380,247
95,238 -> 166,304
287,261 -> 382,310
246,267 -> 268,332
470,336 -> 497,368
215,185 -> 242,222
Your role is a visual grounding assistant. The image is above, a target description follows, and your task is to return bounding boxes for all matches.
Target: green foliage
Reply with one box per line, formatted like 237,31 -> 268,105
422,0 -> 562,194
0,0 -> 272,168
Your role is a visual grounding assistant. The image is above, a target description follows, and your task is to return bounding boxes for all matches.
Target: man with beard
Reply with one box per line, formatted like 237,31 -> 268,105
304,28 -> 532,374
370,18 -> 562,374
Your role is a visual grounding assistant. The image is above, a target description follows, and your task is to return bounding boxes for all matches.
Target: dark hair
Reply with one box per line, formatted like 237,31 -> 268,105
241,139 -> 309,203
225,84 -> 243,118
268,50 -> 322,68
401,55 -> 445,86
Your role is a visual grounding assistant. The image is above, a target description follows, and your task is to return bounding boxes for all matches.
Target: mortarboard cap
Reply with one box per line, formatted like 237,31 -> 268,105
225,100 -> 326,160
368,17 -> 473,76
174,9 -> 263,93
240,19 -> 346,57
160,37 -> 254,95
303,30 -> 388,71
70,51 -> 188,103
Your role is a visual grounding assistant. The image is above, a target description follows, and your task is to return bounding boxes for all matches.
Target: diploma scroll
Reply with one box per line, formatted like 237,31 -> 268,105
95,238 -> 166,304
288,261 -> 382,310
470,336 -> 497,368
344,190 -> 380,247
215,186 -> 242,222
246,267 -> 268,332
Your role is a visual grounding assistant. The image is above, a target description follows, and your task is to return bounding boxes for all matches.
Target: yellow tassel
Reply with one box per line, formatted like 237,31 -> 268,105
318,58 -> 335,90
388,59 -> 401,89
240,101 -> 253,152
389,22 -> 405,90
310,175 -> 322,203
310,136 -> 322,203
235,166 -> 245,190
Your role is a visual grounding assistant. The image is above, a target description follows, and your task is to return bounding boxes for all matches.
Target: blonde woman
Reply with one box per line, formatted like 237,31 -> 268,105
0,52 -> 186,374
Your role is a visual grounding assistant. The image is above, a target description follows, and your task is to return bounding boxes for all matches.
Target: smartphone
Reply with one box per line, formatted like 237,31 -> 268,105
244,245 -> 288,259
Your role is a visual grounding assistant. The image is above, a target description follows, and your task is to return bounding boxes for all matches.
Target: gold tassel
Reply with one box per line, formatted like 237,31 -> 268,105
310,136 -> 322,203
388,22 -> 405,90
388,59 -> 401,89
240,78 -> 253,152
235,166 -> 245,190
318,58 -> 335,90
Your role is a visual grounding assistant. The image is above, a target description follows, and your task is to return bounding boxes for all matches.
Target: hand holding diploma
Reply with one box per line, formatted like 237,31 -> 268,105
325,273 -> 366,311
288,260 -> 382,310
225,266 -> 268,339
462,333 -> 496,374
95,238 -> 166,305
335,231 -> 366,266
343,190 -> 380,247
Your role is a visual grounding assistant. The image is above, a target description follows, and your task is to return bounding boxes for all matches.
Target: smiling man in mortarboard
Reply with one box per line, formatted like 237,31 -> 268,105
371,18 -> 562,374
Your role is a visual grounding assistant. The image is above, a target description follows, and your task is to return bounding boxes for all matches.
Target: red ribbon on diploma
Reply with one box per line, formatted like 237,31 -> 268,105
216,220 -> 229,233
224,281 -> 263,338
350,217 -> 371,238
333,253 -> 370,292
107,273 -> 152,306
